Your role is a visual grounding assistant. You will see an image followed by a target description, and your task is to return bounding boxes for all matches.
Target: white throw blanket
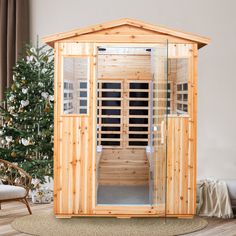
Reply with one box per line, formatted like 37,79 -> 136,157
198,179 -> 233,218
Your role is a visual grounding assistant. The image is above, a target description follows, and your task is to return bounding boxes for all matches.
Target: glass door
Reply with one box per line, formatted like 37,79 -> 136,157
150,42 -> 168,215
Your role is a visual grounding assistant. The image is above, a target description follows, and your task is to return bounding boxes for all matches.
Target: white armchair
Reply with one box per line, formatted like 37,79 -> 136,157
0,159 -> 32,214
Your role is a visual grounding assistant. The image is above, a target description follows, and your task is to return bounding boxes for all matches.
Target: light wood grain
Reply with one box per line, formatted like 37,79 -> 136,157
52,23 -> 201,216
98,149 -> 149,186
43,18 -> 210,48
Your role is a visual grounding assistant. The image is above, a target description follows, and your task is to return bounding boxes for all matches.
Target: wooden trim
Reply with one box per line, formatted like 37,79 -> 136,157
192,44 -> 198,214
54,42 -> 59,214
58,35 -> 194,44
43,18 -> 210,48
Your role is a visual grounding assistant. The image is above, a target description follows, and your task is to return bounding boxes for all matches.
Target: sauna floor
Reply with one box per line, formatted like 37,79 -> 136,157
97,185 -> 150,205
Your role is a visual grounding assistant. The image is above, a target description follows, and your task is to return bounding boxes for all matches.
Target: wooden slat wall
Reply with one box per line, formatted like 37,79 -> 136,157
166,117 -> 192,214
166,44 -> 196,216
98,148 -> 149,186
54,42 -> 96,215
98,53 -> 151,80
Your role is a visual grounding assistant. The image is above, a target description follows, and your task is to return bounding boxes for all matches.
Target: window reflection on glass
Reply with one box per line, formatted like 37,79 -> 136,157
63,57 -> 89,115
168,57 -> 189,115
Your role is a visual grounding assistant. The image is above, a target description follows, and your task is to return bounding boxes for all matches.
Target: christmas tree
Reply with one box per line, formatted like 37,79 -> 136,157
0,45 -> 54,183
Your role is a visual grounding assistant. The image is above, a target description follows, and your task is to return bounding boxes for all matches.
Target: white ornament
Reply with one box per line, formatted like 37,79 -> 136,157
21,138 -> 30,146
41,92 -> 49,99
26,55 -> 34,63
22,88 -> 28,94
8,106 -> 15,113
5,136 -> 13,143
35,62 -> 40,67
21,100 -> 29,107
41,68 -> 47,74
9,95 -> 15,102
49,95 -> 54,101
1,139 -> 6,145
30,47 -> 36,54
0,130 -> 3,135
38,82 -> 44,87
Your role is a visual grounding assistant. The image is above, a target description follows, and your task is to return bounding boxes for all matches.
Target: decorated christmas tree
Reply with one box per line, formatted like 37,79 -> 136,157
0,44 -> 54,183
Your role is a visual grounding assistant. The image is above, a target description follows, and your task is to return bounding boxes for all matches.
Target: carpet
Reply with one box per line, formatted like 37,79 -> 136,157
11,212 -> 208,236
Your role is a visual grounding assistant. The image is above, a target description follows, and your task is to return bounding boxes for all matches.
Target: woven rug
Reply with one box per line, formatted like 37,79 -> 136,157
11,212 -> 208,236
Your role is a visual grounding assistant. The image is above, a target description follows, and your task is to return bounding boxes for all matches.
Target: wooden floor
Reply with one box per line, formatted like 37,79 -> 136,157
0,201 -> 236,236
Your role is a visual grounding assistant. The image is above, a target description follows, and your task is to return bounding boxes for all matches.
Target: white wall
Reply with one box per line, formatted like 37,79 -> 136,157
30,0 -> 236,180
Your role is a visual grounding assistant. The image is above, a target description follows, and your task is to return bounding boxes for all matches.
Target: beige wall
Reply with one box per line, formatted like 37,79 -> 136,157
30,0 -> 236,180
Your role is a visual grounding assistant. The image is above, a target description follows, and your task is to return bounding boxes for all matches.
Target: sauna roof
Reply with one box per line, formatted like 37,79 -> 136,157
43,18 -> 210,49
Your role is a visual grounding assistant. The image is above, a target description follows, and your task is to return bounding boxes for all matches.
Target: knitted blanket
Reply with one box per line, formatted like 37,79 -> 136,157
198,179 -> 233,218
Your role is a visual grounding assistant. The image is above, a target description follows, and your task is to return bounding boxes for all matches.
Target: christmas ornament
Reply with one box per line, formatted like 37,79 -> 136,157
30,47 -> 36,54
22,88 -> 28,94
21,138 -> 30,146
21,100 -> 29,107
35,61 -> 40,67
41,92 -> 49,99
11,84 -> 17,91
7,120 -> 12,126
15,137 -> 20,144
44,106 -> 50,112
49,95 -> 54,101
26,55 -> 34,63
5,136 -> 13,143
11,151 -> 17,158
1,139 -> 6,145
9,95 -> 15,102
41,68 -> 47,74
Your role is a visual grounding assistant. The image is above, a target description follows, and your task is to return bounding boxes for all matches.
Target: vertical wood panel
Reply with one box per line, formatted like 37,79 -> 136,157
190,44 -> 198,214
55,42 -> 93,215
87,45 -> 95,213
53,42 -> 59,214
167,116 -> 193,215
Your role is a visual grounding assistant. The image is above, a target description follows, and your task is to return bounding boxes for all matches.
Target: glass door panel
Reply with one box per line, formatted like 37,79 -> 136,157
150,42 -> 168,215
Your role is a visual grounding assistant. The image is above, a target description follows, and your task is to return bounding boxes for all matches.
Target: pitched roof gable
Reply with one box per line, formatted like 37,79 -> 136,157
43,18 -> 210,48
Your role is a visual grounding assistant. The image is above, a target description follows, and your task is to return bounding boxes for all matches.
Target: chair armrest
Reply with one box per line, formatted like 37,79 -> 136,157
0,159 -> 32,194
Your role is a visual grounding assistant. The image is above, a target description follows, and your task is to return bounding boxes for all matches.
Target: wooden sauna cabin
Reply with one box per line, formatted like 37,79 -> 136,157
43,18 -> 210,218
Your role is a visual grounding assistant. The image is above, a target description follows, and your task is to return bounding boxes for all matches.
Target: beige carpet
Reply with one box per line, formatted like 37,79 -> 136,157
11,212 -> 208,236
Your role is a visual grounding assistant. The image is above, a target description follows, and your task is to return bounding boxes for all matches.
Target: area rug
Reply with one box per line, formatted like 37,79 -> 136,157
11,212 -> 208,236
